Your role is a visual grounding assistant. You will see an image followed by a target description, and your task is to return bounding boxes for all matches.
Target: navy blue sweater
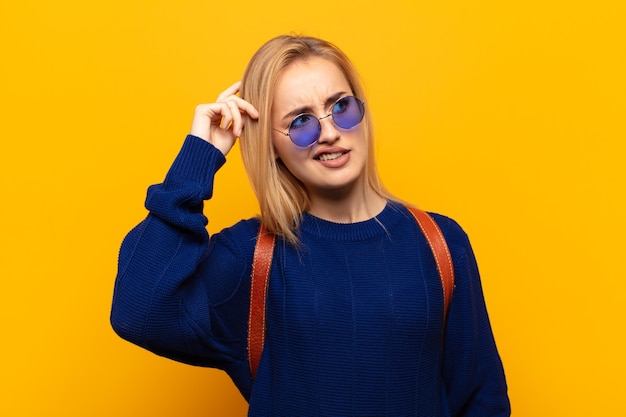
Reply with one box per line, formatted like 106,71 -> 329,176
111,135 -> 510,416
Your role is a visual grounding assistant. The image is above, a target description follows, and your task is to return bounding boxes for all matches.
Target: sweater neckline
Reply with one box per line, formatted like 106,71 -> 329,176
299,200 -> 406,241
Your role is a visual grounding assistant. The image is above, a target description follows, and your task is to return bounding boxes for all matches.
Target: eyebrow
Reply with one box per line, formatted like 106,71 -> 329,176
281,91 -> 348,122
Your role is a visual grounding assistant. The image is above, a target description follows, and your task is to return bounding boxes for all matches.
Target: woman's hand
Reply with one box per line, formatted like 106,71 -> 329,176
190,81 -> 259,156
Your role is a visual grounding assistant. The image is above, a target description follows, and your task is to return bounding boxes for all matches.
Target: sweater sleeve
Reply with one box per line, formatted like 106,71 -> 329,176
110,135 -> 256,370
434,215 -> 511,416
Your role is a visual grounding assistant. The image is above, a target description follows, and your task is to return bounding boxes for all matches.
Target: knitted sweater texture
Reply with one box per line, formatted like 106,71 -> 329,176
110,135 -> 510,416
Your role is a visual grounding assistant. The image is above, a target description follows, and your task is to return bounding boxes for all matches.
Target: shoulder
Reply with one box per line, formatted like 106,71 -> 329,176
427,212 -> 469,244
391,201 -> 469,244
392,200 -> 473,256
198,217 -> 263,304
218,216 -> 262,237
425,212 -> 479,274
211,217 -> 262,254
388,201 -> 473,255
427,211 -> 473,254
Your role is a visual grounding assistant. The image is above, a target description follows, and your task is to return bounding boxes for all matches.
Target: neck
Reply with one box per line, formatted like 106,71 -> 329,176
306,186 -> 388,224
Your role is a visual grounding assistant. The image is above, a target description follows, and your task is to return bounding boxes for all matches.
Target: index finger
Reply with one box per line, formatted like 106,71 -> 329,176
216,81 -> 242,102
228,95 -> 259,120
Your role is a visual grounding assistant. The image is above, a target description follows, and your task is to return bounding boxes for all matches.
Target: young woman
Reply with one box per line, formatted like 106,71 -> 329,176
111,35 -> 510,416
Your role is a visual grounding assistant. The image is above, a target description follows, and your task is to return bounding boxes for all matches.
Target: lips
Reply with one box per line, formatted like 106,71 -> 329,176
314,147 -> 349,161
313,147 -> 351,168
317,152 -> 345,161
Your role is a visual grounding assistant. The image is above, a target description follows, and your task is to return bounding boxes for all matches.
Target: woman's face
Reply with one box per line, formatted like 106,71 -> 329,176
271,56 -> 368,199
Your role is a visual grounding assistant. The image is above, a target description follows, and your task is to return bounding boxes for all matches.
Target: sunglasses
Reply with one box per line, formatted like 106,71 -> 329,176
272,96 -> 365,147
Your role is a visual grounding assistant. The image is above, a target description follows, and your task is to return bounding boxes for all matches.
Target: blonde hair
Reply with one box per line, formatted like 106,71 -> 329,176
239,35 -> 393,246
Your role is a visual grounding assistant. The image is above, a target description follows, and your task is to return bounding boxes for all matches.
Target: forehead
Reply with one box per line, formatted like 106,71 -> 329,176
273,57 -> 351,107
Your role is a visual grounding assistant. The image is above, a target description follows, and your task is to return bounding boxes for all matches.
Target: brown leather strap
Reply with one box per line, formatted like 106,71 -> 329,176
407,207 -> 455,322
248,207 -> 455,379
247,222 -> 275,378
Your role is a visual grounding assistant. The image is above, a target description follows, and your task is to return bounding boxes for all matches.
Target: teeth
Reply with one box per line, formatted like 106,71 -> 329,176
318,152 -> 344,161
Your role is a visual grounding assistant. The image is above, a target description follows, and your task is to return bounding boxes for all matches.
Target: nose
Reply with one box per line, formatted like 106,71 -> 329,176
317,114 -> 340,144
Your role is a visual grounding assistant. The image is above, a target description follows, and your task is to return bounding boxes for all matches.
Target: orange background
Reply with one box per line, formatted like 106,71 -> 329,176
1,1 -> 624,415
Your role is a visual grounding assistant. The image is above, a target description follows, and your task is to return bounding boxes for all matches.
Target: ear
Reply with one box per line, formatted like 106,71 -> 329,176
271,143 -> 281,161
275,157 -> 286,168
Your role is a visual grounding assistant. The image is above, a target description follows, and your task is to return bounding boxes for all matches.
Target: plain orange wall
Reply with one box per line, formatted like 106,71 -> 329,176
1,1 -> 624,416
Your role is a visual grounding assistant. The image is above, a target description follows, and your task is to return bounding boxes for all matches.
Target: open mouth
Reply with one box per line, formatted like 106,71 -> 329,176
316,152 -> 346,161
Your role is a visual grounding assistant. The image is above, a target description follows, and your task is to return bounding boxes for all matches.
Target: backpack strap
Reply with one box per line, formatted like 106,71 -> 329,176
247,207 -> 455,379
247,222 -> 275,378
406,207 -> 455,322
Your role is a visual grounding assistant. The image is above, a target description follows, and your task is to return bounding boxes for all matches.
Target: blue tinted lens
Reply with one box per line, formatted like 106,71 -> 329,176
289,114 -> 321,147
332,96 -> 365,129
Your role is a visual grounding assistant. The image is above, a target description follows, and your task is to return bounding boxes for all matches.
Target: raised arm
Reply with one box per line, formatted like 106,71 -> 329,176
110,84 -> 260,367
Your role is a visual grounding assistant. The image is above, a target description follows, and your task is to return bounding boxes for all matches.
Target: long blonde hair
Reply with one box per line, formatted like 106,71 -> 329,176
239,35 -> 393,246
